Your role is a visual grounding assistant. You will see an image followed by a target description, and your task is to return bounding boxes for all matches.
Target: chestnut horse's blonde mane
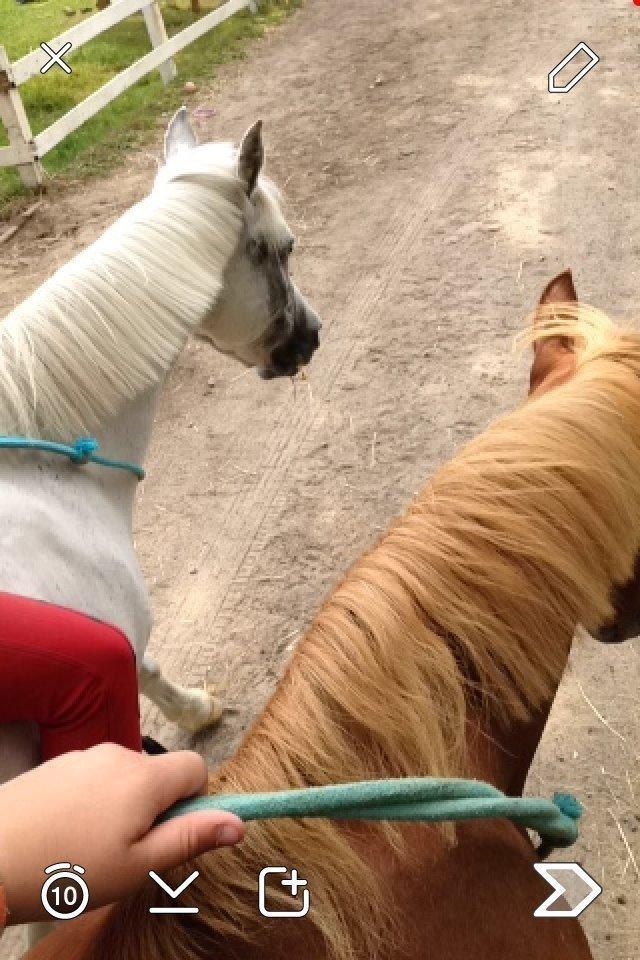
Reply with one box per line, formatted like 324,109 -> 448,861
95,306 -> 640,960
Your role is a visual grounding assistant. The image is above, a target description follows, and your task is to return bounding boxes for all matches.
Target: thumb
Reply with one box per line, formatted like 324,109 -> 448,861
141,811 -> 245,873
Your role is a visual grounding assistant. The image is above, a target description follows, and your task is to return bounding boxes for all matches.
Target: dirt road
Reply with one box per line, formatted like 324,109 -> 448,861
1,0 -> 639,956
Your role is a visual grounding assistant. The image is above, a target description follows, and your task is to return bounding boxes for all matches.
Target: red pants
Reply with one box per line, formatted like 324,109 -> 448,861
0,592 -> 142,761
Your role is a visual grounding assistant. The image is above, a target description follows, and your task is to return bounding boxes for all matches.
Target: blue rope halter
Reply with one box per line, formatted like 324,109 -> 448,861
162,777 -> 582,858
0,435 -> 145,481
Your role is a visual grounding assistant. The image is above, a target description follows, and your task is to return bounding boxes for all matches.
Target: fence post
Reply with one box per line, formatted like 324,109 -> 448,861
0,46 -> 44,188
141,2 -> 177,85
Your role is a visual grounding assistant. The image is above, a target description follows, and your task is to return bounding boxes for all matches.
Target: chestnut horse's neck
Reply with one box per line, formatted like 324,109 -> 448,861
466,698 -> 561,799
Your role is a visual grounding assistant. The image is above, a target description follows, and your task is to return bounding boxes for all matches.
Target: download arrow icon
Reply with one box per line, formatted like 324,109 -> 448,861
148,869 -> 200,914
533,863 -> 602,918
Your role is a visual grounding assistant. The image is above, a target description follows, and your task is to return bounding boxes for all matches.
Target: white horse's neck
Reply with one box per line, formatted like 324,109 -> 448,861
0,168 -> 243,441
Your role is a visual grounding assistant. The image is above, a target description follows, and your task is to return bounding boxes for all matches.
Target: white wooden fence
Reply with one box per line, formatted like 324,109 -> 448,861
0,0 -> 257,187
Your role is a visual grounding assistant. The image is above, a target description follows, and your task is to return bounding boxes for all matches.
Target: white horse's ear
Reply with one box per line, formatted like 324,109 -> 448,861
164,106 -> 197,160
238,120 -> 263,195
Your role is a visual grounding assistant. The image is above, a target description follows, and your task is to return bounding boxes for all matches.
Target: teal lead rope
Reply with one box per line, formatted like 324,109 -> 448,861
162,777 -> 582,858
0,436 -> 145,480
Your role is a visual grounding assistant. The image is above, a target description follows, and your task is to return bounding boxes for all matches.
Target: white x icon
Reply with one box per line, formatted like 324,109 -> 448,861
40,41 -> 73,75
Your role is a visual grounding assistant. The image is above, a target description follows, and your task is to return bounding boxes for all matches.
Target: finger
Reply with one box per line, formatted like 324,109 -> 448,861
145,751 -> 209,816
141,812 -> 245,873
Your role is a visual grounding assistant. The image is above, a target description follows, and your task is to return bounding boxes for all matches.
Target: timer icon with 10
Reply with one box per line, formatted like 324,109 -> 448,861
41,862 -> 89,920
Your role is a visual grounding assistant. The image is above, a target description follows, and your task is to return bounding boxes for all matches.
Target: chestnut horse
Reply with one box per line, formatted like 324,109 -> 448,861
27,270 -> 640,960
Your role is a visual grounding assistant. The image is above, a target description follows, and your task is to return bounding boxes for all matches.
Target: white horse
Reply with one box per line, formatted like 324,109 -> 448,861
0,108 -> 321,786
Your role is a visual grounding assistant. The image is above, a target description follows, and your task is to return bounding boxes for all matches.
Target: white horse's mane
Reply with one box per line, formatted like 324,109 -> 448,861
0,143 -> 248,440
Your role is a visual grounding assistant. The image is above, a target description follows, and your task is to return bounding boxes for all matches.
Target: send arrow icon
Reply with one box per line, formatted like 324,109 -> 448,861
533,863 -> 602,918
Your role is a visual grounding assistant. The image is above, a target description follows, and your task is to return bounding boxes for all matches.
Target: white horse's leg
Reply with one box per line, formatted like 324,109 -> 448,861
139,656 -> 222,734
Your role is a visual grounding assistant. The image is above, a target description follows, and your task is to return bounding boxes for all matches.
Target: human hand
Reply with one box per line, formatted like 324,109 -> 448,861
0,744 -> 244,923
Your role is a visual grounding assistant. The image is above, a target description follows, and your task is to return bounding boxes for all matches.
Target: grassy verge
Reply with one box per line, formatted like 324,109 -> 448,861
0,0 -> 299,211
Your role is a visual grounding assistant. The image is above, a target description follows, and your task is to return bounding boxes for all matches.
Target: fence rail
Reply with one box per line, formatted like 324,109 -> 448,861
0,0 -> 256,188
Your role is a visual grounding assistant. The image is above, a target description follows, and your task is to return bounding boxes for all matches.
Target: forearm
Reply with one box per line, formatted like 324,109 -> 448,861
0,784 -> 51,924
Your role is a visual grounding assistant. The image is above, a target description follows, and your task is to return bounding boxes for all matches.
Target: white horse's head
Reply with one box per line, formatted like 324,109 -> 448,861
160,108 -> 321,379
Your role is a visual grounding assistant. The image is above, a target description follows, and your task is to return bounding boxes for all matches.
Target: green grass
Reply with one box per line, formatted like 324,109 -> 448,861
0,0 -> 299,209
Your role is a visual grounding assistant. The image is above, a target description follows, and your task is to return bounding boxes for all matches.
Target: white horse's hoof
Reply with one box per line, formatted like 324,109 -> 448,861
174,685 -> 223,734
140,659 -> 224,734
